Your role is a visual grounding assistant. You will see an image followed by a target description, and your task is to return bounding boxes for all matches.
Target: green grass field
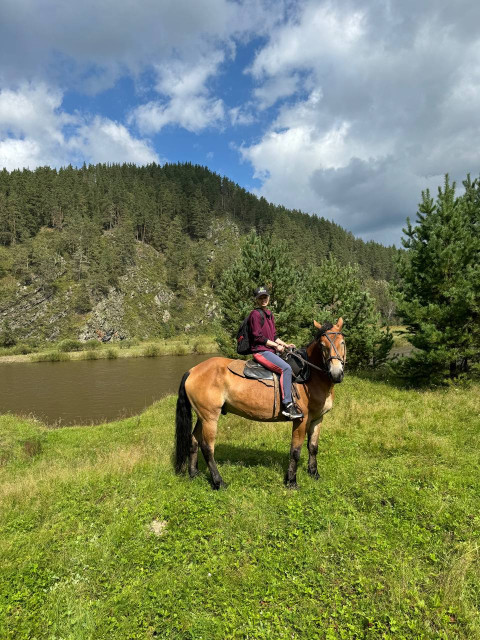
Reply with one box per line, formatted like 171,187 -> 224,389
1,376 -> 479,639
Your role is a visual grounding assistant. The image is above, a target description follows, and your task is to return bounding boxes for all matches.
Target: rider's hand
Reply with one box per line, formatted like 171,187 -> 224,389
287,343 -> 296,349
276,344 -> 285,353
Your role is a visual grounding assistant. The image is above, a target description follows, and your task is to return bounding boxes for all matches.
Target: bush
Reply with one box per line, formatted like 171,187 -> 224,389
82,350 -> 99,360
12,343 -> 33,355
142,344 -> 161,357
0,321 -> 16,348
193,339 -> 218,354
57,339 -> 83,352
106,348 -> 118,359
73,284 -> 92,314
83,339 -> 101,350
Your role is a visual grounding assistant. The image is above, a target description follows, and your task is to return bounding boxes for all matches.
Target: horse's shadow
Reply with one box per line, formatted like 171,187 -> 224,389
211,443 -> 288,471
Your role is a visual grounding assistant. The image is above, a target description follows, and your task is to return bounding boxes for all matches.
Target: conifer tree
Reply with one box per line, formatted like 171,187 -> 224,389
217,232 -> 391,366
217,231 -> 311,355
395,175 -> 480,383
310,256 -> 392,368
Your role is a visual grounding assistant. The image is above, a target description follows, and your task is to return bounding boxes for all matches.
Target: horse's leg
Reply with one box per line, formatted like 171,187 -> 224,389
285,418 -> 307,489
189,419 -> 201,478
307,418 -> 323,480
198,417 -> 226,490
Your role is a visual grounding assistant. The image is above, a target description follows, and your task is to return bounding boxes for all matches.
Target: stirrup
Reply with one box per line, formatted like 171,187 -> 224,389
281,402 -> 304,420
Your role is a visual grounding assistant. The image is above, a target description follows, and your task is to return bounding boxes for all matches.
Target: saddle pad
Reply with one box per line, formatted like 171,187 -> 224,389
227,360 -> 275,388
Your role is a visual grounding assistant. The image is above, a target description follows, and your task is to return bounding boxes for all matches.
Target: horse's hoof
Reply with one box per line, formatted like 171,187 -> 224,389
308,470 -> 320,480
213,480 -> 228,490
285,481 -> 299,490
189,470 -> 199,479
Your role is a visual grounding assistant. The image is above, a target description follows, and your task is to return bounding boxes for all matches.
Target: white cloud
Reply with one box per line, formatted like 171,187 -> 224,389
131,55 -> 226,134
0,0 -> 238,90
0,84 -> 159,170
69,117 -> 159,165
253,74 -> 300,110
3,0 -> 480,244
229,105 -> 255,126
241,0 -> 480,244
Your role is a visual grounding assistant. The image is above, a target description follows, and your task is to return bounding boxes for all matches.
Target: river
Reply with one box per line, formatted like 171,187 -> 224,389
0,354 -> 215,426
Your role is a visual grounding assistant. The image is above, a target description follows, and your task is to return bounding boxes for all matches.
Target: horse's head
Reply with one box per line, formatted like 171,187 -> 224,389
313,317 -> 346,383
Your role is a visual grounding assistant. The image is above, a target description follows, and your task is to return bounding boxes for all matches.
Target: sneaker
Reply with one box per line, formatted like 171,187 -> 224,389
281,402 -> 304,420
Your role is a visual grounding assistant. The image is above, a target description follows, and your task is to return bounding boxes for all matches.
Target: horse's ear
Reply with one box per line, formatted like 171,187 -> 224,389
314,320 -> 322,330
336,317 -> 344,330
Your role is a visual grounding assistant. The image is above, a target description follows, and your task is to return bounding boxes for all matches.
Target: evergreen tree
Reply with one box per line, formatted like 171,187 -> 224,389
217,231 -> 311,355
394,175 -> 480,383
310,256 -> 392,369
217,233 -> 391,366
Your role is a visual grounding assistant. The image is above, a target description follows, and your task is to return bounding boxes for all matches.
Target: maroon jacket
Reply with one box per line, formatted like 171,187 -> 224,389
248,308 -> 278,353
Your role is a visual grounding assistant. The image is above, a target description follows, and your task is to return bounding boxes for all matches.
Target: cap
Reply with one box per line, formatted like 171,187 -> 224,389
254,286 -> 270,298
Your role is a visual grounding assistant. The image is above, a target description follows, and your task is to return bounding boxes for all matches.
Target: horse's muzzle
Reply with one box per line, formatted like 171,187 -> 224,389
328,365 -> 344,383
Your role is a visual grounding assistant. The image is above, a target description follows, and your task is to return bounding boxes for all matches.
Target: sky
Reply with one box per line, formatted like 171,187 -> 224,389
1,1 -> 480,247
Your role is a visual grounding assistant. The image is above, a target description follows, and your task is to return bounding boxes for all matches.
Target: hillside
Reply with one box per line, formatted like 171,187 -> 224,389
0,163 -> 400,343
1,377 -> 479,638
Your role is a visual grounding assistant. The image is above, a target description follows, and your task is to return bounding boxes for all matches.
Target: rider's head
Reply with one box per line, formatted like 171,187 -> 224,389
254,286 -> 270,307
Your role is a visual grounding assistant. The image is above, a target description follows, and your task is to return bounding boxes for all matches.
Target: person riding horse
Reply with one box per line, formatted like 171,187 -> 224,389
249,286 -> 303,420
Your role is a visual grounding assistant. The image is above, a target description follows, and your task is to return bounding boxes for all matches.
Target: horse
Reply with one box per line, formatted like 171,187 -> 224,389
175,318 -> 346,489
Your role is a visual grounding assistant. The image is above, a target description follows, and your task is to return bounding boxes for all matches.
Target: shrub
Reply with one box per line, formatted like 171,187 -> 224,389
142,344 -> 161,357
12,343 -> 33,355
176,344 -> 190,355
58,339 -> 83,352
82,350 -> 99,360
106,348 -> 118,359
83,339 -> 101,350
0,321 -> 16,348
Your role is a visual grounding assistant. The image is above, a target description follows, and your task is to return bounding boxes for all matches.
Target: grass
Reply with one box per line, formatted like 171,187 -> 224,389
1,377 -> 479,638
0,335 -> 219,364
29,350 -> 70,363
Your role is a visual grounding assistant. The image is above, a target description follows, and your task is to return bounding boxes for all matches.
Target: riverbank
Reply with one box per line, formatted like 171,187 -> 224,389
1,377 -> 479,638
0,334 -> 218,364
0,327 -> 410,364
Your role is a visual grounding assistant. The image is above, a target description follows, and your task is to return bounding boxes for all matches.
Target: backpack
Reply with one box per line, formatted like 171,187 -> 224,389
236,309 -> 265,355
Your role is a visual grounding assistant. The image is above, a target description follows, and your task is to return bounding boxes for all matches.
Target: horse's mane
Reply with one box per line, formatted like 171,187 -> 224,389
306,322 -> 334,349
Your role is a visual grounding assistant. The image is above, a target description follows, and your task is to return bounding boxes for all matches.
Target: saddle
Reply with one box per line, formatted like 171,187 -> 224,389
226,349 -> 310,419
227,359 -> 275,386
227,348 -> 311,384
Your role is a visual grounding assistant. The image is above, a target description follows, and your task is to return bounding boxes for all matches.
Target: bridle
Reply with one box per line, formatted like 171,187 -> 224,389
289,328 -> 345,376
320,330 -> 346,368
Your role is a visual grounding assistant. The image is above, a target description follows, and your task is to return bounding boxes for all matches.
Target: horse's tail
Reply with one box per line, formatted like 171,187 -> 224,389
175,372 -> 192,474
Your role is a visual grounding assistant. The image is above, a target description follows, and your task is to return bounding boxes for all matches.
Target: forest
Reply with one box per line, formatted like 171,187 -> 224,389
0,162 -> 399,345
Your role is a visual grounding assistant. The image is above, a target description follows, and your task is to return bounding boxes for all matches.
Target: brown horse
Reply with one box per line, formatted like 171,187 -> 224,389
175,318 -> 346,489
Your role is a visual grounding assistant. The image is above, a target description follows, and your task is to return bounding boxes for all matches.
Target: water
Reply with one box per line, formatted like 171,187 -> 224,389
0,354 -> 214,426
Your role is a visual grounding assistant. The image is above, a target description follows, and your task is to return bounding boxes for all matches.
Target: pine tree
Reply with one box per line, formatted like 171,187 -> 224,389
310,256 -> 392,369
217,232 -> 390,366
394,175 -> 480,383
217,231 -> 311,355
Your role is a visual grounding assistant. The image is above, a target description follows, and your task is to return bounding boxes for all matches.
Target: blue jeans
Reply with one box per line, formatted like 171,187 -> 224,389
253,351 -> 293,404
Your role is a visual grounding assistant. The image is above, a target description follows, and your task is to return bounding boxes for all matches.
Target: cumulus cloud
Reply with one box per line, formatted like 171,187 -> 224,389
2,0 -> 480,244
242,0 -> 480,244
0,84 -> 159,170
131,54 -> 226,133
0,0 -> 238,90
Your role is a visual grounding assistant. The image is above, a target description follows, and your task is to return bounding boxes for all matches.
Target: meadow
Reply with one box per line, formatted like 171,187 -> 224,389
1,375 -> 479,639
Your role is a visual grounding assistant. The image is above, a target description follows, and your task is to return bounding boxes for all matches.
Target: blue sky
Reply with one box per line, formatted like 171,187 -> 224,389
1,0 -> 480,246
